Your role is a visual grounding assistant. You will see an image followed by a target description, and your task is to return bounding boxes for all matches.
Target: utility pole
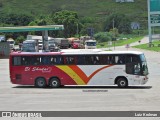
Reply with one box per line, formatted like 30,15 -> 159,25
112,18 -> 115,29
148,0 -> 152,47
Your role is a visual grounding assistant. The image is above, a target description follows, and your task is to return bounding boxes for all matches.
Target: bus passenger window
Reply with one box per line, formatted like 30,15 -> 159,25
93,56 -> 99,65
132,56 -> 139,62
117,56 -> 125,64
51,57 -> 57,64
126,55 -> 139,63
22,57 -> 30,65
41,56 -> 50,65
85,56 -> 94,65
65,56 -> 75,64
77,56 -> 85,65
109,56 -> 115,64
33,57 -> 41,65
56,56 -> 63,64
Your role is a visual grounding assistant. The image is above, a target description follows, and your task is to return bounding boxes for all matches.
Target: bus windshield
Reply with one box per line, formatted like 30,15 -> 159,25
8,41 -> 14,44
126,54 -> 148,76
22,40 -> 36,52
140,54 -> 148,75
86,42 -> 96,46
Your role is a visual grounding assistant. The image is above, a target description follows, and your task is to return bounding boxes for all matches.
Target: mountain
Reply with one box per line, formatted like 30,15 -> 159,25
0,0 -> 147,18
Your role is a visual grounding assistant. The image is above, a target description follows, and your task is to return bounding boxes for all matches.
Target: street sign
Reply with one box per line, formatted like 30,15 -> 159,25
150,14 -> 160,24
150,0 -> 160,12
149,0 -> 160,26
148,0 -> 160,44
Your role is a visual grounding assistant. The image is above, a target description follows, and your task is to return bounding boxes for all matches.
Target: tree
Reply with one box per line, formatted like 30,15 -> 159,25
104,13 -> 132,34
16,36 -> 25,44
79,17 -> 103,36
109,28 -> 119,38
53,10 -> 80,37
94,32 -> 112,43
0,13 -> 34,26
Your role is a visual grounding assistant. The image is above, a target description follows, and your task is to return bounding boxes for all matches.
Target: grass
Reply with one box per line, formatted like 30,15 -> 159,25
97,36 -> 143,48
133,40 -> 160,52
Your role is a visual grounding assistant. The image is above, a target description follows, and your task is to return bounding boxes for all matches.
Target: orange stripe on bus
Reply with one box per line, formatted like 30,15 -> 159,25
69,65 -> 88,84
88,65 -> 114,81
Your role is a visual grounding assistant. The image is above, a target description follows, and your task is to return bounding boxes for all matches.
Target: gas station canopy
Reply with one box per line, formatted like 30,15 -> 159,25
0,25 -> 64,32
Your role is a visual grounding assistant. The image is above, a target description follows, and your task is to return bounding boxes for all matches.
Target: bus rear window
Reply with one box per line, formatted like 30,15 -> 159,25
13,57 -> 21,66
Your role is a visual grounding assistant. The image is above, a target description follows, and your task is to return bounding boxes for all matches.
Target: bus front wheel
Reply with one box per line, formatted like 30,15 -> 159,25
49,78 -> 61,88
35,78 -> 46,88
117,78 -> 128,88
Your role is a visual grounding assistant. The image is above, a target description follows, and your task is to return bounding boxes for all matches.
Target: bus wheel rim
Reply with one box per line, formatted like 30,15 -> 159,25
120,81 -> 125,86
38,80 -> 44,86
52,81 -> 57,86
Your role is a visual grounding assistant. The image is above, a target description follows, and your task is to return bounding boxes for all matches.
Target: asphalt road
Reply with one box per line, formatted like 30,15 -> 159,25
0,39 -> 160,119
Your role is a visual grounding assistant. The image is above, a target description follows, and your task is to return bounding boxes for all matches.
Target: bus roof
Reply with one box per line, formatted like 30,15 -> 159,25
10,49 -> 143,56
85,40 -> 96,42
23,40 -> 36,43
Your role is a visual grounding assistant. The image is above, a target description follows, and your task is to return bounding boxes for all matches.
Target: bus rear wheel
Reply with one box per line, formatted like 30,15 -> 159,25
117,78 -> 128,88
35,78 -> 46,88
49,78 -> 61,88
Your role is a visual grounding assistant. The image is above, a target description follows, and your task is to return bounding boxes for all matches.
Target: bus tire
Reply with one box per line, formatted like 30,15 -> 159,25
49,78 -> 61,88
35,77 -> 46,88
117,78 -> 128,88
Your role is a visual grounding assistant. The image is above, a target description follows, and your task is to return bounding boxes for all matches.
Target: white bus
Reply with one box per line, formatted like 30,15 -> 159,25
10,49 -> 148,88
85,40 -> 96,49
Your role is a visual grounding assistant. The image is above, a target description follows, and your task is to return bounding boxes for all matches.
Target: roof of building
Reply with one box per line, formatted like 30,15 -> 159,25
0,25 -> 64,33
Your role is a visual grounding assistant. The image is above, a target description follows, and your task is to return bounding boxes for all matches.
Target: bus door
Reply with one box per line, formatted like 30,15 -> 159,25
126,55 -> 142,84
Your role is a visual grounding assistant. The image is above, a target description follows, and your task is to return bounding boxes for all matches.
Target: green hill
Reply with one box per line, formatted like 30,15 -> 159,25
0,0 -> 147,19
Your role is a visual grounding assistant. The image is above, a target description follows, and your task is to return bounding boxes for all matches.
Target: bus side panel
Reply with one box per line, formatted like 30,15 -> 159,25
11,65 -> 77,85
78,65 -> 126,85
78,65 -> 115,85
10,66 -> 26,85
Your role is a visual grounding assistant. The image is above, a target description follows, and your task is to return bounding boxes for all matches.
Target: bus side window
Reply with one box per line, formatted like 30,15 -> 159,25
117,55 -> 125,64
65,56 -> 75,64
33,57 -> 41,65
93,56 -> 99,65
22,56 -> 30,65
56,56 -> 63,64
132,56 -> 139,63
77,55 -> 85,65
126,55 -> 139,63
51,57 -> 57,65
109,56 -> 115,64
41,56 -> 51,65
84,56 -> 89,65
85,56 -> 94,65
